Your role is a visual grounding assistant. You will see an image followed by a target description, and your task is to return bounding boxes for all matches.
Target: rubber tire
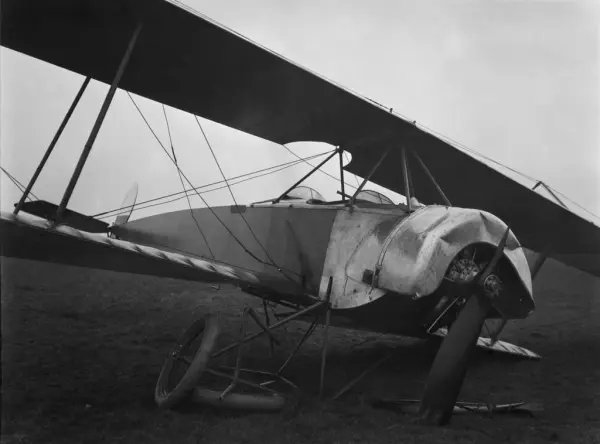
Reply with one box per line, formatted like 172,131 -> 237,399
155,315 -> 221,409
417,293 -> 490,425
192,387 -> 286,412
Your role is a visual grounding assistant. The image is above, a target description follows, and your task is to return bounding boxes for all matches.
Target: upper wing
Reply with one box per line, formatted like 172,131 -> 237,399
0,210 -> 261,287
2,0 -> 599,275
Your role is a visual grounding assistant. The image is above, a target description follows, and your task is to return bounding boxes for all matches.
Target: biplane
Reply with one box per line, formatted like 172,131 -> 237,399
2,0 -> 599,426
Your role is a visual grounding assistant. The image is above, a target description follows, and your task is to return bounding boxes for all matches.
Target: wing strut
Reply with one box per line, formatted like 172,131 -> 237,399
532,181 -> 568,209
273,148 -> 340,204
338,149 -> 346,202
529,181 -> 567,280
13,76 -> 90,215
55,22 -> 143,224
411,149 -> 452,207
348,146 -> 392,207
400,147 -> 412,212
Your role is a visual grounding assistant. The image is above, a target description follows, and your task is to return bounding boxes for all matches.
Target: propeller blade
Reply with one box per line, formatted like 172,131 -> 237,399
477,227 -> 510,286
418,293 -> 491,425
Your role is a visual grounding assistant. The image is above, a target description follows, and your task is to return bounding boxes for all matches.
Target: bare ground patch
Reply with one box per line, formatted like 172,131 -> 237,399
1,257 -> 599,444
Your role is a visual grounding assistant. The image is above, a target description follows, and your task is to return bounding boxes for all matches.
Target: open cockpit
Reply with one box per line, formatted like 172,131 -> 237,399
252,185 -> 412,208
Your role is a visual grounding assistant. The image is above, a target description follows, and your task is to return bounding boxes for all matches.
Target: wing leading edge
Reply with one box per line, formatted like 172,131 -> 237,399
1,0 -> 599,276
0,211 -> 261,287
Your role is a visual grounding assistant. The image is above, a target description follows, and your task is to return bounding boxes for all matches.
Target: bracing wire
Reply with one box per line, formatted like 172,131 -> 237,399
0,166 -> 40,201
415,122 -> 539,183
281,144 -> 358,191
193,116 -> 300,282
392,118 -> 600,222
171,0 -> 598,225
545,187 -> 600,223
93,151 -> 330,219
127,92 -> 301,280
1,167 -> 25,193
1,168 -> 26,195
406,122 -> 600,223
444,134 -> 599,222
96,153 -> 323,220
162,104 -> 216,259
129,93 -> 281,270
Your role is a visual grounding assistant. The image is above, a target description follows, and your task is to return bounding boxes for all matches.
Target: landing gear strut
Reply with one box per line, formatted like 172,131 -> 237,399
154,299 -> 329,412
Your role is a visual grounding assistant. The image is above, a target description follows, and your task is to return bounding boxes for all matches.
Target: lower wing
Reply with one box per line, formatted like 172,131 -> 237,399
430,327 -> 541,360
1,210 -> 262,287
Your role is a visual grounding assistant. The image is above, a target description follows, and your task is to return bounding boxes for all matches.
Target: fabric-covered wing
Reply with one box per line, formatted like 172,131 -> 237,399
0,211 -> 261,287
2,0 -> 599,275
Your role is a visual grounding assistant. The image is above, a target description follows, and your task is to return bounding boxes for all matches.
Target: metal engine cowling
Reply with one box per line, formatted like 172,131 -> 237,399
369,206 -> 534,319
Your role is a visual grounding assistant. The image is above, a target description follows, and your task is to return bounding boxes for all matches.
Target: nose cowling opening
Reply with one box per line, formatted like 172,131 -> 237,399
448,243 -> 535,320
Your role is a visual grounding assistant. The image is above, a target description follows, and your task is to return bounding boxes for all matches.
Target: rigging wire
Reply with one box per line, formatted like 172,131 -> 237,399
93,150 -> 332,219
382,118 -> 600,223
193,115 -> 300,282
416,122 -> 539,183
162,104 -> 216,259
393,118 -> 600,222
171,0 -> 598,225
96,150 -> 326,219
405,122 -> 600,223
128,92 -> 278,270
0,166 -> 40,201
1,166 -> 25,194
91,151 -> 331,219
428,124 -> 599,222
544,187 -> 600,223
281,144 -> 358,191
127,92 -> 301,280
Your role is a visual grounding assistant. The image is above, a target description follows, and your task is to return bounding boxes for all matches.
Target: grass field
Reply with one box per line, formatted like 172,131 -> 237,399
2,257 -> 599,443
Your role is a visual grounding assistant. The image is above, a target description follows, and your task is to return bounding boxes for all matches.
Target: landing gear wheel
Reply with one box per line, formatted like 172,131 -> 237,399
155,315 -> 221,409
418,293 -> 490,425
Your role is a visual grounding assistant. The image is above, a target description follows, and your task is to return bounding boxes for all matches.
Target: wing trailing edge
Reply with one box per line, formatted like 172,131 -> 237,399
430,327 -> 541,360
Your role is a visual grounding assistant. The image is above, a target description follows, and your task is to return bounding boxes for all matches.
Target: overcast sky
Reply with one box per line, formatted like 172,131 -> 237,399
1,0 -> 598,225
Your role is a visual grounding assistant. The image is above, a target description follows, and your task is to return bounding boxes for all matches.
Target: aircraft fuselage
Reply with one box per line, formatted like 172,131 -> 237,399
113,201 -> 534,337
